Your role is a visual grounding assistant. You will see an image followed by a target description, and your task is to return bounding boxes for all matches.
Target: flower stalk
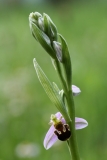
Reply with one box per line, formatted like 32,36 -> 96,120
29,12 -> 88,160
67,90 -> 80,160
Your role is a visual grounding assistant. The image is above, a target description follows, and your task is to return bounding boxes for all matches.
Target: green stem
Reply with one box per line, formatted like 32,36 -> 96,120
55,62 -> 80,160
56,60 -> 80,159
67,140 -> 72,156
53,42 -> 80,160
67,90 -> 80,160
55,60 -> 68,95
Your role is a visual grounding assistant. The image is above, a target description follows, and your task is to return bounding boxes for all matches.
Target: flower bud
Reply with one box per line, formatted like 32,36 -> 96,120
72,85 -> 81,96
33,12 -> 42,20
38,17 -> 44,31
29,12 -> 56,59
53,41 -> 62,62
29,12 -> 41,27
29,12 -> 44,31
43,13 -> 58,41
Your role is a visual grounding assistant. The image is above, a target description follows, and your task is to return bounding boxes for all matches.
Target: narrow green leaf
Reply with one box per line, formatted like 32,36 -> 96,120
33,58 -> 70,122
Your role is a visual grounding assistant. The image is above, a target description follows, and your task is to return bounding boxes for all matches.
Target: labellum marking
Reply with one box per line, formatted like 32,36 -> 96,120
54,123 -> 71,141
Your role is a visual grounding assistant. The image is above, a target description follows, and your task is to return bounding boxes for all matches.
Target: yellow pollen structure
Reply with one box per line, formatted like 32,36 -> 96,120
51,114 -> 61,125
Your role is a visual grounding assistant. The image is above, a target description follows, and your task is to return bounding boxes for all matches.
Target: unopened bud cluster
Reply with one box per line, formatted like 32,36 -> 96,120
29,12 -> 64,62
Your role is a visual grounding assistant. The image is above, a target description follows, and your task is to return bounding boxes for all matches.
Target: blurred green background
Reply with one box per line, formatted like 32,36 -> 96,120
0,0 -> 107,160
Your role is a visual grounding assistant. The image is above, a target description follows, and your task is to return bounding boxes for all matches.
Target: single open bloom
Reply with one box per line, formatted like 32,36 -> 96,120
44,112 -> 88,150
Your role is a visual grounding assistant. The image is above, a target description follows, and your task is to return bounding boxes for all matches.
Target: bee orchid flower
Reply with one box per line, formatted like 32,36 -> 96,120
44,112 -> 88,150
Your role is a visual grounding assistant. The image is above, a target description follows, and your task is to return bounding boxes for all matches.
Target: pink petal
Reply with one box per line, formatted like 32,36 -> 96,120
44,112 -> 65,150
43,125 -> 58,150
75,117 -> 88,130
72,85 -> 81,96
55,112 -> 62,118
55,112 -> 66,124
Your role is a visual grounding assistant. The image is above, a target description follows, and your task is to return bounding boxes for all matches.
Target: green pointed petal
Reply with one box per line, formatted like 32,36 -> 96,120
33,58 -> 70,122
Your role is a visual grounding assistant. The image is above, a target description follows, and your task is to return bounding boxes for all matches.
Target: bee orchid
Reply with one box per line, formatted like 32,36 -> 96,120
44,112 -> 88,150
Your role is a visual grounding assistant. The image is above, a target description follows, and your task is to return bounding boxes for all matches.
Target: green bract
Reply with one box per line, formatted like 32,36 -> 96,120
33,58 -> 70,122
52,82 -> 60,93
59,34 -> 72,89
